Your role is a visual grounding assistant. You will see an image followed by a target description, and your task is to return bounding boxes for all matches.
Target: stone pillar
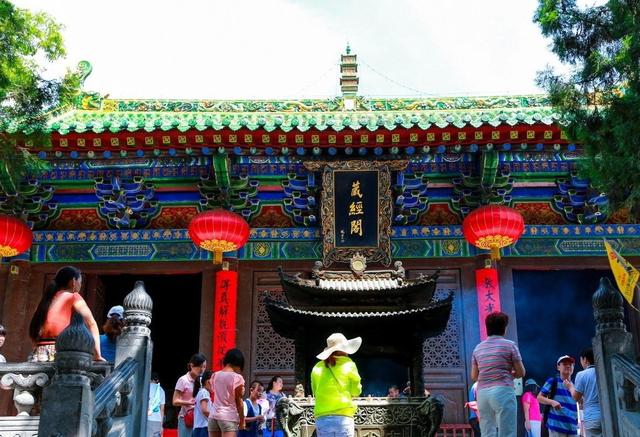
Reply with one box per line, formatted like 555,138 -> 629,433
114,281 -> 153,437
592,277 -> 633,437
38,312 -> 95,436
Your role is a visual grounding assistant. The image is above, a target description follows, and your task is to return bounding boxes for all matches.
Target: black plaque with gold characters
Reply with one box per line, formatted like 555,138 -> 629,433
305,160 -> 407,267
334,170 -> 378,248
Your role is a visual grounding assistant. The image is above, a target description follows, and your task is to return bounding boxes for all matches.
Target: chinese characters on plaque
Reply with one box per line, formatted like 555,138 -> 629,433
213,270 -> 238,369
475,268 -> 502,340
334,170 -> 378,248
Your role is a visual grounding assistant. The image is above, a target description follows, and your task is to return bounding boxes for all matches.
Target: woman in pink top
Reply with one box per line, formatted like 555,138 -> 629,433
522,379 -> 541,437
209,348 -> 246,437
174,353 -> 207,437
29,266 -> 104,362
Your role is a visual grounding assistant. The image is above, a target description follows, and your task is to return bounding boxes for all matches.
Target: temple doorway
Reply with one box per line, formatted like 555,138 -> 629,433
513,269 -> 610,384
100,273 -> 202,427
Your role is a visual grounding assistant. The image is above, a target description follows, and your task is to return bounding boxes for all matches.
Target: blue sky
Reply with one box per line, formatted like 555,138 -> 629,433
15,0 -> 566,99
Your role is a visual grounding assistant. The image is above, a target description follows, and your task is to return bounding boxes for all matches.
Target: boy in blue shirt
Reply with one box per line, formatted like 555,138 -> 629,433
537,355 -> 577,437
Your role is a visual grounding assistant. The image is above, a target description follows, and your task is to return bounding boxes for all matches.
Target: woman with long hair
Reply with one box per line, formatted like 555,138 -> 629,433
28,266 -> 103,362
311,333 -> 362,437
174,353 -> 207,437
264,376 -> 285,437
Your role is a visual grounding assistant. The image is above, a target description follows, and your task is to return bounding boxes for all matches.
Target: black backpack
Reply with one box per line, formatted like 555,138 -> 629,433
540,376 -> 558,437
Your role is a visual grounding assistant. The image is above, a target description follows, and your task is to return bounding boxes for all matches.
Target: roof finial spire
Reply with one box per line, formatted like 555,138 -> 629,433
340,45 -> 359,103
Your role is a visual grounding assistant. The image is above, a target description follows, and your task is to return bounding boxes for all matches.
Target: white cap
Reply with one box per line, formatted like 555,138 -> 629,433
107,305 -> 124,319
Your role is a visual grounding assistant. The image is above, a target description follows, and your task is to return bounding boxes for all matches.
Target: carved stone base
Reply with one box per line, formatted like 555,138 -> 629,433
0,416 -> 39,436
281,396 -> 443,437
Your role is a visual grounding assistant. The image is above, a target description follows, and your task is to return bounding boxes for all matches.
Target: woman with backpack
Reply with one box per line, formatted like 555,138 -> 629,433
173,353 -> 207,437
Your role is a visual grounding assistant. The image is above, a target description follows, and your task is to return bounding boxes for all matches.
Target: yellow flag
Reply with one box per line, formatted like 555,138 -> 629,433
604,241 -> 640,307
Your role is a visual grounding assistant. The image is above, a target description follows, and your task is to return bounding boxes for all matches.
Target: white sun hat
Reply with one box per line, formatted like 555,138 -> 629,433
316,333 -> 362,360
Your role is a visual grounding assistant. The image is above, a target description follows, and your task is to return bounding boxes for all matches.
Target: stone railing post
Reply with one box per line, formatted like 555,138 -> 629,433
592,277 -> 634,437
112,281 -> 153,437
38,312 -> 95,436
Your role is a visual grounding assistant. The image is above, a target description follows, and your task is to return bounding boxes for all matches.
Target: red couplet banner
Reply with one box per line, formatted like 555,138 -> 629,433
475,268 -> 501,340
212,270 -> 238,369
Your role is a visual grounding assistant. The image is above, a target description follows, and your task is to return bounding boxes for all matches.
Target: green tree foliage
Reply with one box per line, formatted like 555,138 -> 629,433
0,0 -> 80,195
535,0 -> 640,219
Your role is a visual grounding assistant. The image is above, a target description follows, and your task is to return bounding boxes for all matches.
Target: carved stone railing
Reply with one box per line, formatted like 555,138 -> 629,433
0,363 -> 54,416
592,277 -> 640,437
92,357 -> 138,437
276,396 -> 445,437
34,280 -> 153,437
611,354 -> 640,437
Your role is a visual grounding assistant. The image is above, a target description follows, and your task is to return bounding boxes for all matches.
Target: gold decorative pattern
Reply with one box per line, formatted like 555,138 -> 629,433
200,239 -> 238,252
305,160 -> 407,267
0,246 -> 19,257
474,235 -> 514,249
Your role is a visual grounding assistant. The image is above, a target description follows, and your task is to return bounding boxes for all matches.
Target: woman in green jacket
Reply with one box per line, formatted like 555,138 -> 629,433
311,333 -> 362,437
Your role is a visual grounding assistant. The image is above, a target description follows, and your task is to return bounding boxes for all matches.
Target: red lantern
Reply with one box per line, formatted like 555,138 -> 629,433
0,215 -> 32,258
188,210 -> 250,264
463,205 -> 524,260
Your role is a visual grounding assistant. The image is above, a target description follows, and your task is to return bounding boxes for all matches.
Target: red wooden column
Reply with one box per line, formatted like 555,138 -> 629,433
475,267 -> 501,340
212,268 -> 238,370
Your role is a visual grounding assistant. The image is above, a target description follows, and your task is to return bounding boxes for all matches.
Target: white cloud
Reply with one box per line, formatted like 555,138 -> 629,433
13,0 -> 565,99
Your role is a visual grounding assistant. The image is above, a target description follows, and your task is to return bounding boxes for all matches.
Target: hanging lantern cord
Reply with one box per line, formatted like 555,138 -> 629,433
490,246 -> 501,261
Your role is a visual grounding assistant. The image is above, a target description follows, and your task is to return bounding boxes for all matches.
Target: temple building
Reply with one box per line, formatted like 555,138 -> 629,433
1,49 -> 639,426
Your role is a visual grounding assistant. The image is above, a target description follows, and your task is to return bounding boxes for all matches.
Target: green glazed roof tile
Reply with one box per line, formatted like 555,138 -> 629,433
20,93 -> 562,136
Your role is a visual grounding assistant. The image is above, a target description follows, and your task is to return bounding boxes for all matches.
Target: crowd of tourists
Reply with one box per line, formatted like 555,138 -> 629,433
148,332 -> 362,437
19,265 -> 602,437
469,311 -> 601,437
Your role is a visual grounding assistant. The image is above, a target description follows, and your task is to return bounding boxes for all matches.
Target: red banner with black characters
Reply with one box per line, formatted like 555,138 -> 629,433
476,268 -> 501,340
212,270 -> 238,369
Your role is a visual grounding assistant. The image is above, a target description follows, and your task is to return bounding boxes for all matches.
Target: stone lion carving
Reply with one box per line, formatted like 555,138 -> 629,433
416,394 -> 445,437
275,397 -> 305,437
